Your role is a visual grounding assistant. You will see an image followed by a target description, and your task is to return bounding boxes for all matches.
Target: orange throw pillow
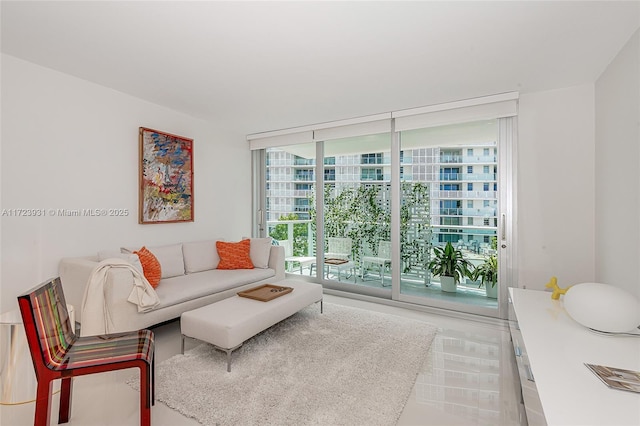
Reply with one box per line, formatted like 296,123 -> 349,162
134,246 -> 162,288
216,240 -> 254,270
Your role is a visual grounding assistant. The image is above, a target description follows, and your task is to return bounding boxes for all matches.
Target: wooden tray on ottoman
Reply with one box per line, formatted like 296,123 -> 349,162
237,284 -> 293,302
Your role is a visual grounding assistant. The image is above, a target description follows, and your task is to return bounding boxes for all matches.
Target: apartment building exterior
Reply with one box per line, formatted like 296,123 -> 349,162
265,143 -> 498,251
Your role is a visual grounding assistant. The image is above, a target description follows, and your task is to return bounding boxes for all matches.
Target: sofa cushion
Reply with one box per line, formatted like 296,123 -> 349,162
243,237 -> 273,269
148,243 -> 185,278
133,246 -> 162,288
154,268 -> 275,309
183,239 -> 221,273
216,240 -> 254,270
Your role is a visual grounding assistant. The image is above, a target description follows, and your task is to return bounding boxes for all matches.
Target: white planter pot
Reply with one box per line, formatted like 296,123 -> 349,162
485,282 -> 498,299
440,276 -> 457,293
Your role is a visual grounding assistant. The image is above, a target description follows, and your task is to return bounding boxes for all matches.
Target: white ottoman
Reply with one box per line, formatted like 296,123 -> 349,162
180,279 -> 323,371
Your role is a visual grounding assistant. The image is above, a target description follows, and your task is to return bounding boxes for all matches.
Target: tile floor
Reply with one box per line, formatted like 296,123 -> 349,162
0,294 -> 524,426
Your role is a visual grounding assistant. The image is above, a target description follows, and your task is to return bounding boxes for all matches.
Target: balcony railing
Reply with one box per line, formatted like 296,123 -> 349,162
433,190 -> 497,199
266,189 -> 314,198
437,208 -> 463,215
463,173 -> 497,181
463,155 -> 497,164
293,158 -> 316,166
461,208 -> 496,216
267,219 -> 315,258
440,155 -> 463,163
293,175 -> 315,181
439,173 -> 461,181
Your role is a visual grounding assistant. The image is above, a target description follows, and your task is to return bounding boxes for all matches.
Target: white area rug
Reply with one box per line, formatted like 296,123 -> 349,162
130,303 -> 437,426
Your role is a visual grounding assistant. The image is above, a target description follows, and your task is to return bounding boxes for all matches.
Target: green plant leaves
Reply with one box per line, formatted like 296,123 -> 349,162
471,254 -> 498,288
427,242 -> 472,284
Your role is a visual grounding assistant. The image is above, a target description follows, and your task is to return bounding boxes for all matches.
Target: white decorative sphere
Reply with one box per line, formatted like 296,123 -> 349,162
564,283 -> 640,333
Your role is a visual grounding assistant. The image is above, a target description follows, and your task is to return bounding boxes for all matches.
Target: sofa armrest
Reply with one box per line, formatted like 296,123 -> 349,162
101,267 -> 141,331
59,257 -> 141,325
269,245 -> 285,281
59,257 -> 98,323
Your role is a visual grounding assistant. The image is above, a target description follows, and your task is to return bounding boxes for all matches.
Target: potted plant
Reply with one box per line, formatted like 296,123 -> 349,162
471,254 -> 498,298
427,242 -> 473,293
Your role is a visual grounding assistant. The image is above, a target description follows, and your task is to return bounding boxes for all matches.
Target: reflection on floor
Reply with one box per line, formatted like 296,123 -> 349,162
335,295 -> 524,426
0,295 -> 523,426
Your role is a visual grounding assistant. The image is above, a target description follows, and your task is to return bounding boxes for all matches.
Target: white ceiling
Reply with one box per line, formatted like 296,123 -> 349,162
2,1 -> 639,136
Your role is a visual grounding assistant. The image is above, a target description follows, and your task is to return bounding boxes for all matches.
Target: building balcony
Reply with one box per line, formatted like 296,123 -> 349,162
440,155 -> 463,164
462,208 -> 496,216
439,173 -> 461,181
462,155 -> 497,164
433,190 -> 497,199
293,158 -> 316,166
435,208 -> 464,216
266,189 -> 313,198
432,210 -> 495,218
462,173 -> 496,181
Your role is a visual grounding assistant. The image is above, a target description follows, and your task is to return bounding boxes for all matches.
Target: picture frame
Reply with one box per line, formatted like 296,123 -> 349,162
139,127 -> 194,224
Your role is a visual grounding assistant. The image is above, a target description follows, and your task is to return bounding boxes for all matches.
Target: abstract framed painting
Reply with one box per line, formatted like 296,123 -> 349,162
139,127 -> 194,224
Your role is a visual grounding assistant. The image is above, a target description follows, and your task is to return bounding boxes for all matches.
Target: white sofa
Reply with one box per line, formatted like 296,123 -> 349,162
58,239 -> 285,334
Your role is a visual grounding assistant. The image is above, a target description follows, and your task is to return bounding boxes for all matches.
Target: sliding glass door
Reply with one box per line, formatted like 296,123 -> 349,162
321,134 -> 391,288
251,94 -> 517,319
397,120 -> 500,315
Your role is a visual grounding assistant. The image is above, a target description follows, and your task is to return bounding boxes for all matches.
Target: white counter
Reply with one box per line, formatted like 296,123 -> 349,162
509,288 -> 640,425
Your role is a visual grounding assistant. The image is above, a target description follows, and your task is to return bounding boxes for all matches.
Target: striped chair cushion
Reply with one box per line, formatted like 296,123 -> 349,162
62,330 -> 154,369
30,281 -> 75,369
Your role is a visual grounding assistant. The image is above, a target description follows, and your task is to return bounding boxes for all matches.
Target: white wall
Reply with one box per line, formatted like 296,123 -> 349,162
517,84 -> 596,291
0,54 -> 252,313
594,29 -> 640,299
3,45 -> 633,312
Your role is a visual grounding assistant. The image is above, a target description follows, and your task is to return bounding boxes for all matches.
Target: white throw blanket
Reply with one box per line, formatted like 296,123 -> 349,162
80,258 -> 160,336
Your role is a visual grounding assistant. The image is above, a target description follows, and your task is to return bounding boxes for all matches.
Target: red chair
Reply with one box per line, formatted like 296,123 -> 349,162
17,277 -> 155,425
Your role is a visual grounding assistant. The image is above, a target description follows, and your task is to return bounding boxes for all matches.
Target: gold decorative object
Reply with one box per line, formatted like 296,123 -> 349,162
545,276 -> 571,300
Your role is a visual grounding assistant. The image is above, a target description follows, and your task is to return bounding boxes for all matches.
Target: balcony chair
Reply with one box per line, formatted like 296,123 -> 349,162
17,277 -> 155,426
278,239 -> 315,274
310,237 -> 355,280
309,237 -> 355,281
360,241 -> 392,285
325,237 -> 352,260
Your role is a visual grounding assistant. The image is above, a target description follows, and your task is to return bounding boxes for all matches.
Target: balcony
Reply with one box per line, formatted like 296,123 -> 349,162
440,155 -> 463,164
267,219 -> 498,306
293,158 -> 316,166
462,155 -> 497,164
439,173 -> 461,181
266,189 -> 314,198
461,208 -> 496,217
462,173 -> 496,181
436,208 -> 463,216
293,175 -> 315,182
433,190 -> 497,199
